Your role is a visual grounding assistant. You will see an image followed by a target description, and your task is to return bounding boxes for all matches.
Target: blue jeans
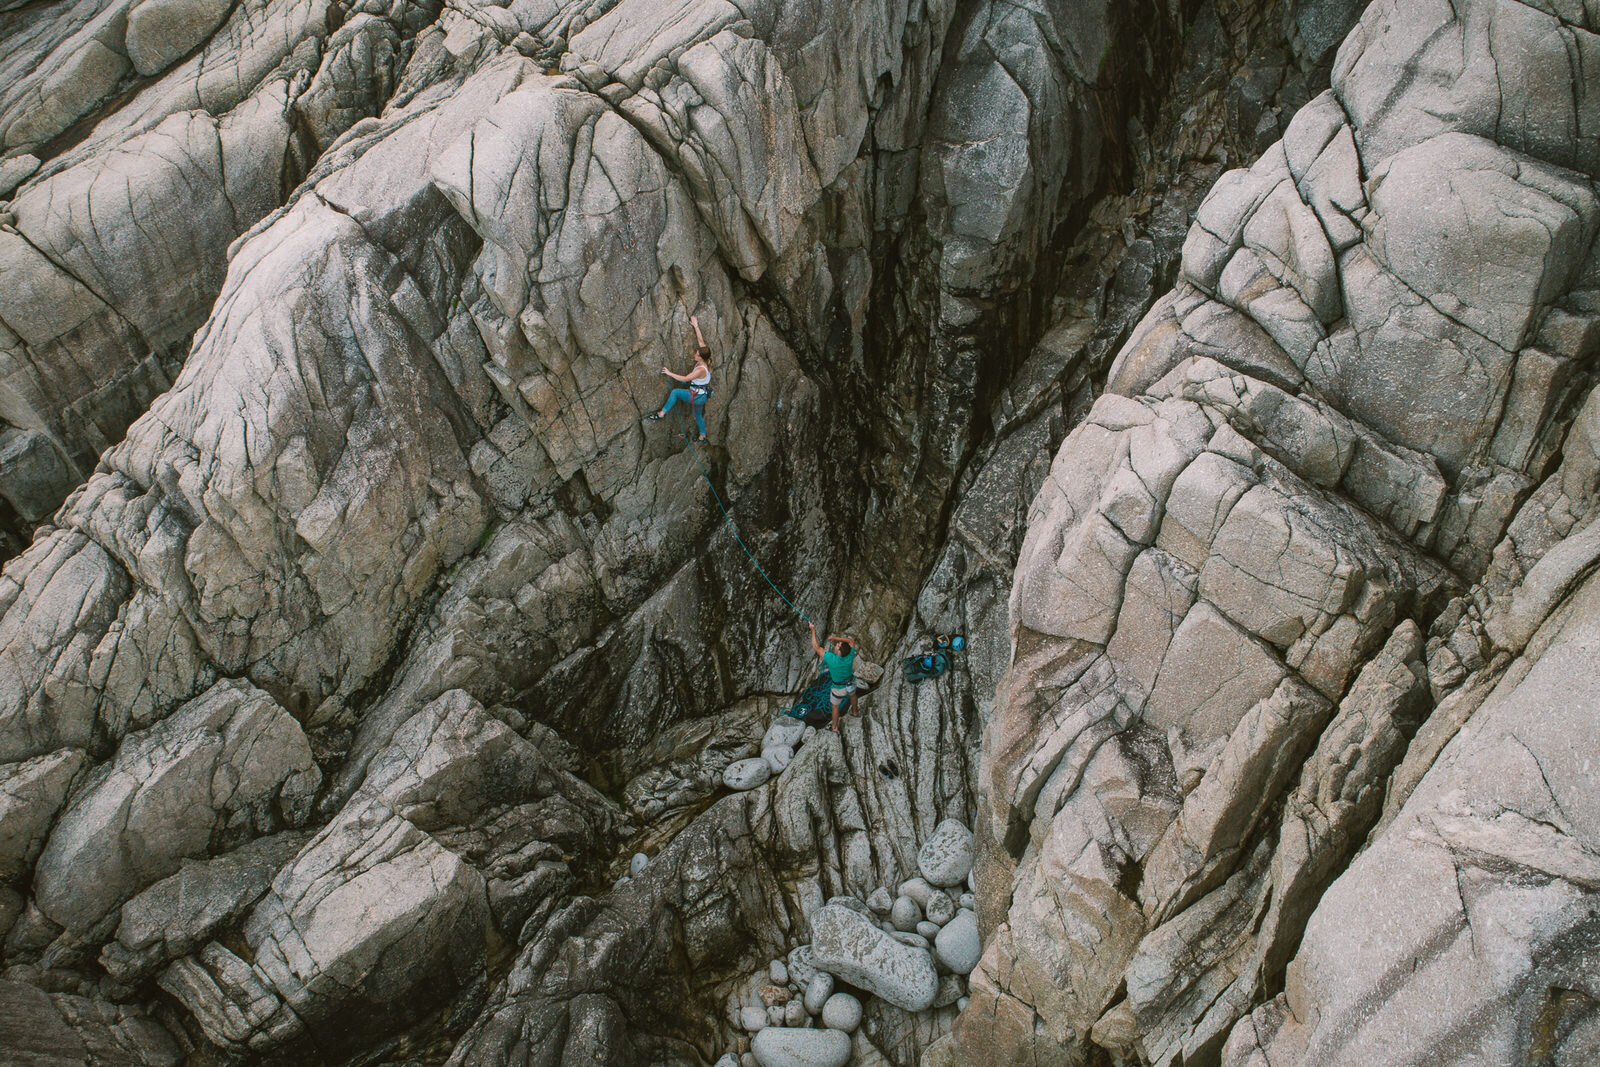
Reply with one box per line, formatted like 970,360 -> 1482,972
661,388 -> 707,436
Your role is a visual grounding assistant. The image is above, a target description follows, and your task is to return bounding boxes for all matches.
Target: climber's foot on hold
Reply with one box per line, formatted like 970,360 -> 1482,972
697,434 -> 707,442
645,411 -> 663,421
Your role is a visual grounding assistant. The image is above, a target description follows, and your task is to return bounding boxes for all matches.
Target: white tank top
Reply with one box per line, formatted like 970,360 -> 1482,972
690,365 -> 711,387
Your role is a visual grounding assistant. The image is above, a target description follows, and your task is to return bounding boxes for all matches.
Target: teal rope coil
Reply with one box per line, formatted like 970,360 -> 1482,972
674,408 -> 812,625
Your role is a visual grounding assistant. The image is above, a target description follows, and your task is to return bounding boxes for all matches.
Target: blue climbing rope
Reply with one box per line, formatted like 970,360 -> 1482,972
673,408 -> 812,624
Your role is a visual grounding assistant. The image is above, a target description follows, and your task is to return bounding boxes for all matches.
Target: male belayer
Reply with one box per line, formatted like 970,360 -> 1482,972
645,313 -> 713,441
808,620 -> 859,732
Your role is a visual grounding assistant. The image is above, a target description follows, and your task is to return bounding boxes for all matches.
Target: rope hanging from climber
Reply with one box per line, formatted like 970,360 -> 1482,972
644,311 -> 813,626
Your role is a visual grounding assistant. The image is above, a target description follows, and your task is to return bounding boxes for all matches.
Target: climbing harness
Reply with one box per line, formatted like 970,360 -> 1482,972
673,408 -> 811,624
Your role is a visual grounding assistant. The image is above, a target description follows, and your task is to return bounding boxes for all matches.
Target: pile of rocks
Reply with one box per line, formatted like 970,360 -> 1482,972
722,716 -> 813,793
718,820 -> 978,1067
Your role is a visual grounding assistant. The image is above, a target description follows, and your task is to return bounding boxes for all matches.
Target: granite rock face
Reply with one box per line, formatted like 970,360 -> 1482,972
960,0 -> 1600,1063
1,0 -> 1597,1061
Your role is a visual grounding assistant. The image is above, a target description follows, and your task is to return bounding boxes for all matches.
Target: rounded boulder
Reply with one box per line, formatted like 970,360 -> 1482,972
917,819 -> 974,887
762,717 -> 805,751
890,894 -> 921,931
821,992 -> 862,1032
723,758 -> 773,791
935,909 -> 981,974
751,1026 -> 851,1067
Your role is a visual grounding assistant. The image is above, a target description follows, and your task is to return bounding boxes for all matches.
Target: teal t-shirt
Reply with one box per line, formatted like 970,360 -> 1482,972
823,648 -> 855,684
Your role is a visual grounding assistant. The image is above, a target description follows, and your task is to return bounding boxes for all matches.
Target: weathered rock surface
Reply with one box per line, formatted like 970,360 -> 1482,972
4,0 -> 1596,1060
0,978 -> 182,1066
100,831 -> 310,983
0,748 -> 85,883
31,679 -> 319,941
959,0 -> 1600,1062
157,688 -> 619,1055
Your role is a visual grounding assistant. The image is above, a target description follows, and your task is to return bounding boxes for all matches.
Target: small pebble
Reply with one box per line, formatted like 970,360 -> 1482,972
821,992 -> 862,1032
770,960 -> 788,985
917,920 -> 942,940
740,1006 -> 768,1032
898,877 -> 934,907
957,995 -> 970,1012
787,945 -> 820,987
630,853 -> 649,877
866,887 -> 893,914
890,895 -> 921,932
925,890 -> 956,925
959,892 -> 976,911
784,999 -> 807,1026
803,972 -> 834,1015
768,1004 -> 785,1025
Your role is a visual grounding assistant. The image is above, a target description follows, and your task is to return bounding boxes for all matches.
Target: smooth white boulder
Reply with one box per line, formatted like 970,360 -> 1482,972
803,972 -> 834,1014
762,717 -> 805,751
934,909 -> 981,974
821,992 -> 862,1032
751,1027 -> 851,1067
723,758 -> 773,791
763,745 -> 794,774
741,1006 -> 770,1032
890,895 -> 921,931
897,876 -> 934,906
917,819 -> 974,887
810,904 -> 938,1011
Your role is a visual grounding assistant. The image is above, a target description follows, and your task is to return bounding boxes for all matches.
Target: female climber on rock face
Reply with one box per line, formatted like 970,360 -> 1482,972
809,621 -> 859,732
645,313 -> 712,441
